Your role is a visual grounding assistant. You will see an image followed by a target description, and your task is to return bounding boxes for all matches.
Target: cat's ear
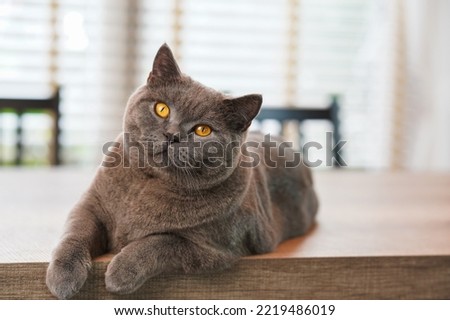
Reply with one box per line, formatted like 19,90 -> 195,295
223,94 -> 263,132
147,43 -> 181,85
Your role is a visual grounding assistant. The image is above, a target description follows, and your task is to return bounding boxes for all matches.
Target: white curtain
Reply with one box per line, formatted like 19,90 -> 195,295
403,0 -> 450,171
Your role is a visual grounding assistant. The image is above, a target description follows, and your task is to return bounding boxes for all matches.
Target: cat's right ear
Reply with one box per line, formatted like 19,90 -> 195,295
223,94 -> 263,132
147,43 -> 181,85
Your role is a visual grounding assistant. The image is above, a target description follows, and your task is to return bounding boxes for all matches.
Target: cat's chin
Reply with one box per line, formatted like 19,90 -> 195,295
139,160 -> 231,191
147,142 -> 168,156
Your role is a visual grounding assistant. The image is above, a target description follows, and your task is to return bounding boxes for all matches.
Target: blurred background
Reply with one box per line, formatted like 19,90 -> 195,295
0,0 -> 449,170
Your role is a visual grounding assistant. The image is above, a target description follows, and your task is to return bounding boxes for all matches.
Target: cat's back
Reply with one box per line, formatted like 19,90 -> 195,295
245,131 -> 313,186
244,131 -> 318,239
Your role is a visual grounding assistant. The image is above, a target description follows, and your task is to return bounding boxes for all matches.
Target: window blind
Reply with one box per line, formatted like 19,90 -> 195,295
0,0 -> 130,165
1,0 -> 396,168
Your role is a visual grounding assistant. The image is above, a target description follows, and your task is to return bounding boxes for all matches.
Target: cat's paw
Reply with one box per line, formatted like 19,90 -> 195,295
46,258 -> 90,299
105,254 -> 149,294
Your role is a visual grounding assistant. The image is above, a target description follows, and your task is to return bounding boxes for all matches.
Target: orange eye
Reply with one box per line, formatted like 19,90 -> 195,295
194,124 -> 212,137
154,102 -> 170,118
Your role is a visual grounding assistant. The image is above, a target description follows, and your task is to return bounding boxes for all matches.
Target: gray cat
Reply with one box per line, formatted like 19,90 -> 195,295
46,44 -> 318,299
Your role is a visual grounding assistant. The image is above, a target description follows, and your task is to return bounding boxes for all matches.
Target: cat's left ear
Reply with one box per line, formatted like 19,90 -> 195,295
147,43 -> 181,85
223,94 -> 263,132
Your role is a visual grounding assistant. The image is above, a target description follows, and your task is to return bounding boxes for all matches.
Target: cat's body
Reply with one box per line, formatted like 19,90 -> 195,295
46,44 -> 318,299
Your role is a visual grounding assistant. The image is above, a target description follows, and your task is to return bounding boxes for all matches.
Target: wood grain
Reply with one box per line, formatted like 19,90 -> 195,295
0,169 -> 449,299
1,256 -> 449,299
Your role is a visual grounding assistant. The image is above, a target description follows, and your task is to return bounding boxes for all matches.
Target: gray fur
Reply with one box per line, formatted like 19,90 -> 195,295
46,44 -> 318,299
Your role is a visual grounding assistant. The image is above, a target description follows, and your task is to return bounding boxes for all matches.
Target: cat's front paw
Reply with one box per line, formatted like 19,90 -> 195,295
46,258 -> 90,299
105,254 -> 150,295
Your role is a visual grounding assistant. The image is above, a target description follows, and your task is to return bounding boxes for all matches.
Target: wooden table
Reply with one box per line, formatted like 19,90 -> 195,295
0,169 -> 449,299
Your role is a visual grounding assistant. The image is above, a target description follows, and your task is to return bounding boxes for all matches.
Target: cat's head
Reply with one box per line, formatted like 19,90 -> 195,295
123,44 -> 262,187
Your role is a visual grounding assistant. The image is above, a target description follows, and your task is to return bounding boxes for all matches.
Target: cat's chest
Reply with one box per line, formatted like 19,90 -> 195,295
102,176 -> 226,239
96,167 -> 248,248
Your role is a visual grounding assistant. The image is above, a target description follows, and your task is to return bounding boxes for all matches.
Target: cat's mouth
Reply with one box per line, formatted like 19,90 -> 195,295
137,137 -> 169,156
151,142 -> 169,156
168,146 -> 201,169
137,136 -> 213,170
140,140 -> 199,169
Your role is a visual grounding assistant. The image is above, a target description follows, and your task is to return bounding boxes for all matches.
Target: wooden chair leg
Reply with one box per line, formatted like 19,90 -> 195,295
15,112 -> 23,166
330,95 -> 343,168
50,110 -> 61,165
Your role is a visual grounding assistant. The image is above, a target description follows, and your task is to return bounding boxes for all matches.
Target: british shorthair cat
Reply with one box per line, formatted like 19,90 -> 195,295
46,44 -> 318,299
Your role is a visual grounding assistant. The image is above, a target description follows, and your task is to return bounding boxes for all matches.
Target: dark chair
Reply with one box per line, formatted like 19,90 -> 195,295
256,95 -> 343,167
0,87 -> 61,165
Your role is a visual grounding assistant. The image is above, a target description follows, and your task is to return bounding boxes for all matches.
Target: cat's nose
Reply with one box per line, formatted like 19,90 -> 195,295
165,132 -> 180,144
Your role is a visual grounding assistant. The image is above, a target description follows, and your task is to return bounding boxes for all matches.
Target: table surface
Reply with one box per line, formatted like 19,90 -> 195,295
1,168 -> 449,263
